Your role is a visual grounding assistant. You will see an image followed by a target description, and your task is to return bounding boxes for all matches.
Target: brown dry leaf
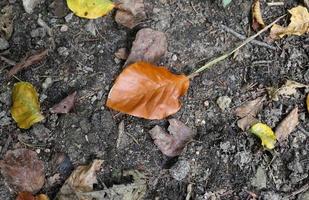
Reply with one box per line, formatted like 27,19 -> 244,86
270,6 -> 309,39
115,48 -> 128,60
16,192 -> 49,200
125,28 -> 167,66
275,107 -> 299,145
56,159 -> 103,200
115,0 -> 146,29
149,119 -> 195,157
252,0 -> 265,31
0,149 -> 45,193
8,49 -> 48,78
106,62 -> 189,119
277,80 -> 308,96
50,91 -> 77,114
307,94 -> 309,112
0,5 -> 14,40
235,96 -> 265,131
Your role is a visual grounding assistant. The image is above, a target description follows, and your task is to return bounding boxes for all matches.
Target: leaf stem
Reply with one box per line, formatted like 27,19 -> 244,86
188,15 -> 286,78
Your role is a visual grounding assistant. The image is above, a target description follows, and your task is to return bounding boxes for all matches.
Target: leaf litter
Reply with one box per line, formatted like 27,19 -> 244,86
270,5 -> 309,39
11,82 -> 44,129
16,192 -> 49,200
275,107 -> 299,146
268,80 -> 308,101
250,123 -> 277,150
235,96 -> 265,131
149,119 -> 195,157
252,0 -> 265,31
50,91 -> 77,114
115,0 -> 146,29
0,5 -> 14,40
56,159 -> 146,200
0,149 -> 45,193
124,28 -> 167,66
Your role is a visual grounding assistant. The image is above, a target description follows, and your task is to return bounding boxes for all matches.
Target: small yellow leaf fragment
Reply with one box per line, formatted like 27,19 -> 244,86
250,123 -> 276,150
11,82 -> 44,129
270,6 -> 309,39
307,94 -> 309,113
67,0 -> 115,19
252,0 -> 265,31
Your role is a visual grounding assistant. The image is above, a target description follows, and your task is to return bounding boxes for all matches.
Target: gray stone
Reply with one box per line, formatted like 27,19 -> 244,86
22,0 -> 41,14
85,20 -> 96,36
42,77 -> 53,90
32,124 -> 51,141
30,27 -> 46,38
251,166 -> 267,189
170,160 -> 190,181
0,38 -> 9,50
216,96 -> 232,111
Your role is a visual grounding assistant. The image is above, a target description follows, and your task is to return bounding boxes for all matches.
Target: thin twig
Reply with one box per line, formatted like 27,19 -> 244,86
285,183 -> 309,198
1,56 -> 16,66
267,2 -> 284,6
189,15 -> 285,78
220,25 -> 277,50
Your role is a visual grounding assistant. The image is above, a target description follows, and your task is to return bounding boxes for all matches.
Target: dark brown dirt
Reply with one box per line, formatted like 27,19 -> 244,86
0,0 -> 308,199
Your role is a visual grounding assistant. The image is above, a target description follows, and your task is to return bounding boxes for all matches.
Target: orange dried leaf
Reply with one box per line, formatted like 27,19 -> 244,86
16,192 -> 49,200
106,62 -> 189,119
252,0 -> 265,31
11,82 -> 44,129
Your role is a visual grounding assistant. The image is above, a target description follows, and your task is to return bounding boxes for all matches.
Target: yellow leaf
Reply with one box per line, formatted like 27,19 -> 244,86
11,82 -> 44,129
270,6 -> 309,39
67,0 -> 115,19
250,123 -> 276,150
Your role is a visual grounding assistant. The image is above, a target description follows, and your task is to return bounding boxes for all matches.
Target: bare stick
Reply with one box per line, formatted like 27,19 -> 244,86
189,15 -> 285,78
220,25 -> 276,50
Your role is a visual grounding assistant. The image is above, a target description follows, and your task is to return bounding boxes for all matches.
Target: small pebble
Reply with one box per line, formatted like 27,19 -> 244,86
42,77 -> 53,90
203,100 -> 209,107
60,25 -> 69,32
65,13 -> 73,22
172,54 -> 178,61
217,96 -> 232,111
0,38 -> 9,50
58,47 -> 69,57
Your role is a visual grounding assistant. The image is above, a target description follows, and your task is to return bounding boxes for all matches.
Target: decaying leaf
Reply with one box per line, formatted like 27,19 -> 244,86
8,49 -> 48,78
106,62 -> 189,119
0,149 -> 45,193
16,192 -> 49,200
307,94 -> 309,113
50,91 -> 77,114
270,6 -> 309,39
250,123 -> 276,150
149,118 -> 195,157
66,0 -> 115,19
56,159 -> 103,200
50,0 -> 69,18
11,82 -> 44,129
115,48 -> 129,60
275,107 -> 298,145
125,28 -> 167,66
268,80 -> 308,101
252,0 -> 265,31
0,5 -> 14,40
115,0 -> 146,29
77,170 -> 147,200
235,97 -> 265,131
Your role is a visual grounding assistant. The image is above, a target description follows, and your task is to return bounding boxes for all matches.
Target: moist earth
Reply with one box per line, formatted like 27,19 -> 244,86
0,0 -> 308,199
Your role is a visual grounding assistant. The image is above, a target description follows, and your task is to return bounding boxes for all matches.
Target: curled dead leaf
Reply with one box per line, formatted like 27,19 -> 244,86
149,119 -> 195,157
16,192 -> 49,200
125,28 -> 167,66
235,97 -> 265,131
268,80 -> 308,101
275,107 -> 298,145
106,62 -> 189,119
115,0 -> 146,29
252,0 -> 265,31
50,91 -> 77,114
8,49 -> 48,78
56,159 -> 103,200
0,149 -> 45,193
270,6 -> 309,39
11,82 -> 44,129
250,123 -> 276,150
